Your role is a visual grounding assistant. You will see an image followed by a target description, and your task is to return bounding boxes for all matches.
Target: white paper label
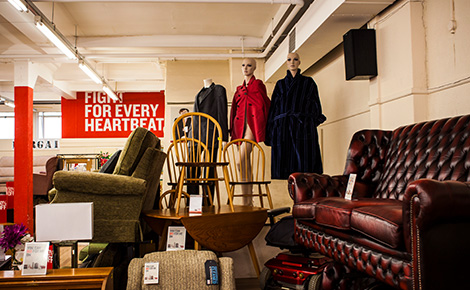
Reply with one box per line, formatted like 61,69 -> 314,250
345,173 -> 357,201
144,262 -> 159,284
166,226 -> 186,251
189,195 -> 203,213
21,242 -> 50,276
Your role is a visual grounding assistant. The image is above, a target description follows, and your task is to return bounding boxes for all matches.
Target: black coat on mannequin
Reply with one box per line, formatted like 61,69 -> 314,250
188,82 -> 229,198
192,82 -> 229,145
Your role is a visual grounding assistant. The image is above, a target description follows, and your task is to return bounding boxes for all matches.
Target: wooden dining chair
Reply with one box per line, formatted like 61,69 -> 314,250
223,139 -> 273,209
172,112 -> 233,212
159,138 -> 215,209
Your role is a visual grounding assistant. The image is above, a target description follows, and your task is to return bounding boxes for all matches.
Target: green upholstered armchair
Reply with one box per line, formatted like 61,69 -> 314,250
50,127 -> 167,243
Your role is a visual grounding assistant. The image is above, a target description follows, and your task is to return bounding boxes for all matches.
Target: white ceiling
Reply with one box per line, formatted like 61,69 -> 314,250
0,0 -> 394,102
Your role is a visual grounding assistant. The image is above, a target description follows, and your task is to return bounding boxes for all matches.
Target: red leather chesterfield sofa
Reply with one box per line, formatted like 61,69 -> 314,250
289,114 -> 470,290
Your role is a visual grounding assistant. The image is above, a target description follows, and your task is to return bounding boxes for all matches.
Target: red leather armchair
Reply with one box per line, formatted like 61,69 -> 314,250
290,115 -> 470,290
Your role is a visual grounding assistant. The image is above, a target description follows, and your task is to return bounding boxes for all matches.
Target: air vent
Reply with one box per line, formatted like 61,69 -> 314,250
289,28 -> 296,53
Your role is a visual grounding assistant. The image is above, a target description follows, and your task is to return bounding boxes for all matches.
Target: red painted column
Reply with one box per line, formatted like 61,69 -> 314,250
14,86 -> 34,232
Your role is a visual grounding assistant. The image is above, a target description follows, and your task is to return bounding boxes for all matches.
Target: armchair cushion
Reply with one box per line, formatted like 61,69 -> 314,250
113,127 -> 159,176
53,171 -> 146,196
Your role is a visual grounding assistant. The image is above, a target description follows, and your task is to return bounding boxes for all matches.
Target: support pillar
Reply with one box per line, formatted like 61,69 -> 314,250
13,61 -> 36,233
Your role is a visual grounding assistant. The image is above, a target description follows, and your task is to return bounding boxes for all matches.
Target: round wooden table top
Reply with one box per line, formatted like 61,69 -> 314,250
143,205 -> 268,252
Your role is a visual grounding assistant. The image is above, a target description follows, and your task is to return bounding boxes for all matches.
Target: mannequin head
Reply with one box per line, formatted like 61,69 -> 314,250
241,58 -> 257,81
287,52 -> 301,75
203,78 -> 213,88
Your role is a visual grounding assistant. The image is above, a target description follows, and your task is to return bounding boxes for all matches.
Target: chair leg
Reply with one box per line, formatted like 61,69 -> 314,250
247,241 -> 260,277
175,166 -> 186,213
258,184 -> 264,208
265,184 -> 273,209
222,166 -> 234,212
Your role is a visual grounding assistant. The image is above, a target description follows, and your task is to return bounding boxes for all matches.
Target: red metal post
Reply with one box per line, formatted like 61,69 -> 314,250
14,86 -> 34,232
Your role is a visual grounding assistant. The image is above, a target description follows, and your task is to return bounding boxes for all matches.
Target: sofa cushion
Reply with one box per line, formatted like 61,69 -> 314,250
351,201 -> 404,249
315,197 -> 400,230
292,197 -> 332,220
113,127 -> 158,176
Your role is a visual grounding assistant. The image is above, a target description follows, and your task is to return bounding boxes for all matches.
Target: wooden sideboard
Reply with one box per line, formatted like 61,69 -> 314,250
0,267 -> 113,290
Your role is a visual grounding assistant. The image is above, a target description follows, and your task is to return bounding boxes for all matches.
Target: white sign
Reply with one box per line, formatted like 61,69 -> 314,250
22,242 -> 49,276
166,226 -> 186,251
345,173 -> 357,201
189,195 -> 203,214
143,262 -> 159,284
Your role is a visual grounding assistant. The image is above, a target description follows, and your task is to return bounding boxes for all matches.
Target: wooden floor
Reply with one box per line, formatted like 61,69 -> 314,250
236,278 -> 262,289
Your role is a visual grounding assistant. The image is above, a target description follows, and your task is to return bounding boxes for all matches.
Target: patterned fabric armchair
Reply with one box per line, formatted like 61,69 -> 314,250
127,250 -> 235,290
290,115 -> 470,290
50,127 -> 166,243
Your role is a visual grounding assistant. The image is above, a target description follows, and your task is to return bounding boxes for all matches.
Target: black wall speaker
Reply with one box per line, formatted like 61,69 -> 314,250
343,29 -> 378,81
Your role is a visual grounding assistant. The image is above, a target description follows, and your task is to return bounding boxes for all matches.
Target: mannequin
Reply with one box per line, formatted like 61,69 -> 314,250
230,58 -> 270,206
188,79 -> 229,198
265,52 -> 326,179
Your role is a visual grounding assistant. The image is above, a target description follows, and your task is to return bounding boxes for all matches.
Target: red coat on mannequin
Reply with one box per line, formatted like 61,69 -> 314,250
230,76 -> 271,142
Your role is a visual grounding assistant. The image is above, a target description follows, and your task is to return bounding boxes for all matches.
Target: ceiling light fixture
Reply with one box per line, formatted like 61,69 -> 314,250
35,17 -> 77,60
8,0 -> 28,12
79,60 -> 103,84
102,85 -> 120,102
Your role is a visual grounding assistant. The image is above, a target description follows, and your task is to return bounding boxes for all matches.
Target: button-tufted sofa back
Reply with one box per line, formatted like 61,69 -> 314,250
344,115 -> 470,200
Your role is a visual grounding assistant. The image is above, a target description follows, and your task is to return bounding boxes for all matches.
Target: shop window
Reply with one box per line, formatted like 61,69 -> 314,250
38,112 -> 62,139
0,113 -> 15,139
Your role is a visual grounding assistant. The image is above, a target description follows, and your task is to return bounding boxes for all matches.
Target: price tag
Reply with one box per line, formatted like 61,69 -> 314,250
205,260 -> 219,285
189,195 -> 203,213
143,262 -> 159,284
344,173 -> 357,201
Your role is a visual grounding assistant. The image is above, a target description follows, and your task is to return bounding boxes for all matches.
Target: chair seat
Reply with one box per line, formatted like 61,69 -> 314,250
229,181 -> 271,185
176,161 -> 229,167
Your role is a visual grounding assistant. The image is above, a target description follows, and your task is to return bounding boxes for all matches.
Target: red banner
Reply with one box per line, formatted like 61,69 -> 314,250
62,91 -> 165,138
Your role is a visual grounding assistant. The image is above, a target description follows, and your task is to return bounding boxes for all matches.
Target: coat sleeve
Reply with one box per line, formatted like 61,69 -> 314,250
258,81 -> 270,116
265,81 -> 280,146
216,85 -> 229,142
310,79 -> 326,126
229,90 -> 238,139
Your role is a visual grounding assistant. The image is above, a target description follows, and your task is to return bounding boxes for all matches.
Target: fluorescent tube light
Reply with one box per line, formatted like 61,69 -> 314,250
102,85 -> 120,101
35,20 -> 77,60
0,97 -> 15,108
8,0 -> 28,12
79,61 -> 103,84
4,101 -> 15,108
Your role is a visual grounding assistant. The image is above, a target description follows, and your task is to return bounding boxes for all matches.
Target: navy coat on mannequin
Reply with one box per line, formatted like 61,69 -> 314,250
265,69 -> 326,179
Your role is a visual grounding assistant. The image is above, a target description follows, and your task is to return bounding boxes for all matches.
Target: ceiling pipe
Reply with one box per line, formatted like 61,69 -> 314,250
31,0 -> 303,3
1,0 -> 305,62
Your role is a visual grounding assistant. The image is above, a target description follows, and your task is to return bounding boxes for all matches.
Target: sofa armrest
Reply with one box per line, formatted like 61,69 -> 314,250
53,171 -> 146,196
403,179 -> 470,249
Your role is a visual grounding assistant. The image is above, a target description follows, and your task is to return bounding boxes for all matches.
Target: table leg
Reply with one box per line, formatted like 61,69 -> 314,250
247,241 -> 260,277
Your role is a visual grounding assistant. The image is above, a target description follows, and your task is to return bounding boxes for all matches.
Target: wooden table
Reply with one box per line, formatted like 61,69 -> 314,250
143,205 -> 268,252
143,205 -> 268,276
0,267 -> 113,290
